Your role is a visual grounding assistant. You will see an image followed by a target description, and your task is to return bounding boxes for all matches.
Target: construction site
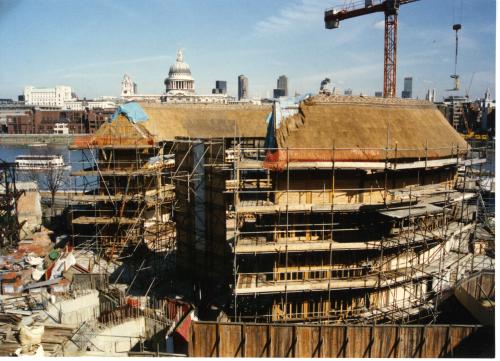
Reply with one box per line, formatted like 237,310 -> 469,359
0,91 -> 493,356
0,0 -> 495,358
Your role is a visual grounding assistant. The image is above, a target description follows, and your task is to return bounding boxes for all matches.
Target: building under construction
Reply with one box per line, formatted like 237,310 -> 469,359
142,95 -> 491,325
69,111 -> 176,282
62,96 -> 494,355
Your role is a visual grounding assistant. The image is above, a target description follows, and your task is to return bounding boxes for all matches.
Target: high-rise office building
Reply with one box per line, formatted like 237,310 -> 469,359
273,89 -> 286,98
401,77 -> 413,99
212,80 -> 227,94
344,89 -> 353,96
238,75 -> 248,100
426,89 -> 436,103
375,91 -> 383,97
276,75 -> 288,96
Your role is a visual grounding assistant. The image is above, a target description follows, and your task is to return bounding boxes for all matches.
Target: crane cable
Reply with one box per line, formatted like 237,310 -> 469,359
452,0 -> 463,76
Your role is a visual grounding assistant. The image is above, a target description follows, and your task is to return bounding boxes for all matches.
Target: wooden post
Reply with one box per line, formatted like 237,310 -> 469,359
340,325 -> 348,357
266,324 -> 271,357
190,322 -> 195,357
394,325 -> 400,357
215,322 -> 220,357
289,325 -> 297,357
318,325 -> 323,358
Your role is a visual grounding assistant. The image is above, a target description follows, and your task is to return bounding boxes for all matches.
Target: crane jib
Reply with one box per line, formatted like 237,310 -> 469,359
324,0 -> 420,98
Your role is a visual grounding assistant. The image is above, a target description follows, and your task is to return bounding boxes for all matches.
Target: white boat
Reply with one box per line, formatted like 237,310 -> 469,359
28,143 -> 47,148
15,155 -> 70,171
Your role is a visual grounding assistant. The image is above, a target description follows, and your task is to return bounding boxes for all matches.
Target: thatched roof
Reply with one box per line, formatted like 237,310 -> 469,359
139,103 -> 270,141
272,95 -> 468,162
72,115 -> 154,149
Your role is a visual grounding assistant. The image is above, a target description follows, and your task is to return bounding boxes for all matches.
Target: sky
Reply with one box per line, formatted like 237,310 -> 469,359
0,0 -> 496,100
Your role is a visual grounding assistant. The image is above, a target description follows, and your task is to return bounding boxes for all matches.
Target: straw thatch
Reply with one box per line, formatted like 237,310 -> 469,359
72,115 -> 154,148
140,104 -> 270,141
271,95 -> 468,164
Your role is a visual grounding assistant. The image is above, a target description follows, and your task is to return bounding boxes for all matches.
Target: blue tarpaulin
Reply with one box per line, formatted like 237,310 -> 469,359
110,102 -> 149,123
264,112 -> 276,149
264,94 -> 311,150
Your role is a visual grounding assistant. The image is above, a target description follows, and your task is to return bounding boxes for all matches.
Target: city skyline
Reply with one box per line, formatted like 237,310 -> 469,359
0,0 -> 495,100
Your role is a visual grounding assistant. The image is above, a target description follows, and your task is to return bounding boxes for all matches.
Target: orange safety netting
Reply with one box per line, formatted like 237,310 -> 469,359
262,147 -> 449,171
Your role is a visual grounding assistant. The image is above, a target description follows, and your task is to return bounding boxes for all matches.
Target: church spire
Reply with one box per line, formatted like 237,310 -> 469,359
176,49 -> 183,62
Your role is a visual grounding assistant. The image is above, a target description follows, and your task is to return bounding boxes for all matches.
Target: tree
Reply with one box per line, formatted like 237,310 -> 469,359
23,153 -> 69,218
40,162 -> 68,217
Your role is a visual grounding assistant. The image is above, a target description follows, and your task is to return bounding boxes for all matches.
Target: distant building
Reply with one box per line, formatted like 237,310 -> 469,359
426,89 -> 436,103
273,89 -> 286,98
24,85 -> 74,107
121,74 -> 137,97
344,89 -> 353,96
375,91 -> 383,97
480,89 -> 494,132
320,78 -> 333,95
238,75 -> 248,100
32,110 -> 87,134
277,75 -> 288,96
401,77 -> 413,99
442,95 -> 468,129
122,50 -> 233,104
88,108 -> 115,133
161,50 -> 231,104
164,49 -> 195,95
227,98 -> 262,105
212,80 -> 227,94
4,109 -> 34,134
3,106 -> 116,135
63,99 -> 117,111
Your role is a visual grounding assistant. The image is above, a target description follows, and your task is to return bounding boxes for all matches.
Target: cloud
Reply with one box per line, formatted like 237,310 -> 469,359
292,62 -> 382,93
51,54 -> 173,74
61,72 -> 120,79
373,20 -> 385,30
253,0 -> 326,36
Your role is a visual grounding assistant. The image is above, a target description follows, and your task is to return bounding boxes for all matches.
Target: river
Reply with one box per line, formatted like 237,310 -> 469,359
0,144 -> 95,190
0,143 -> 495,191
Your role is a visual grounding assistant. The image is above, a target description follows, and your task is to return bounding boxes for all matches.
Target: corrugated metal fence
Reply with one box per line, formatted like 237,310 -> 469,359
189,322 -> 484,358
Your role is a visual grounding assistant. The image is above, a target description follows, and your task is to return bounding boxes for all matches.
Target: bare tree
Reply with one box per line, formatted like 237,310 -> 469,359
39,163 -> 68,217
22,153 -> 69,218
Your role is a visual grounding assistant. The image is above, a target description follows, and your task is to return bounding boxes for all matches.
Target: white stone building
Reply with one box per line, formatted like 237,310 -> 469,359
119,49 -> 234,104
121,74 -> 161,102
121,74 -> 137,97
53,123 -> 69,134
162,49 -> 232,104
24,85 -> 74,107
164,49 -> 195,95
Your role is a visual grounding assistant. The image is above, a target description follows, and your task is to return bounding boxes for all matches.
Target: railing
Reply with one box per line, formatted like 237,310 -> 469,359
71,160 -> 176,173
233,294 -> 433,324
238,266 -> 377,285
223,145 -> 489,171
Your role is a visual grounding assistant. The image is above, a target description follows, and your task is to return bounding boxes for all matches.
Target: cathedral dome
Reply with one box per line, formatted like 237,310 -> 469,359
165,49 -> 195,94
168,50 -> 193,80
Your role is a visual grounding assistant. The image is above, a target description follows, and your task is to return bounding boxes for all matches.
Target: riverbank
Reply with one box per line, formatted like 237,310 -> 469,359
0,133 -> 84,146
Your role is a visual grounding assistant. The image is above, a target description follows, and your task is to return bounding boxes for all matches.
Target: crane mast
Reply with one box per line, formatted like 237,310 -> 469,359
325,0 -> 419,98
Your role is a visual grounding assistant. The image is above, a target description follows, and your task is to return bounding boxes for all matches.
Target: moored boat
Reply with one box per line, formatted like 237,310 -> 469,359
15,155 -> 70,171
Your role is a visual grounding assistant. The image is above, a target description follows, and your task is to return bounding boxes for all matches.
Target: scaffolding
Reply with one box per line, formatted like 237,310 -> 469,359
0,161 -> 23,248
175,136 -> 494,324
64,97 -> 494,327
68,118 -> 177,282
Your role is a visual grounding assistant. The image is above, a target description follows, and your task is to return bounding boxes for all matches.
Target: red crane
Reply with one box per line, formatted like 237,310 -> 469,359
325,0 -> 419,98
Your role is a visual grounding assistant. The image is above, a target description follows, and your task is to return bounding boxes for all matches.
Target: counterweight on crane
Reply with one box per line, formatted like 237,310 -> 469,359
325,0 -> 419,98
